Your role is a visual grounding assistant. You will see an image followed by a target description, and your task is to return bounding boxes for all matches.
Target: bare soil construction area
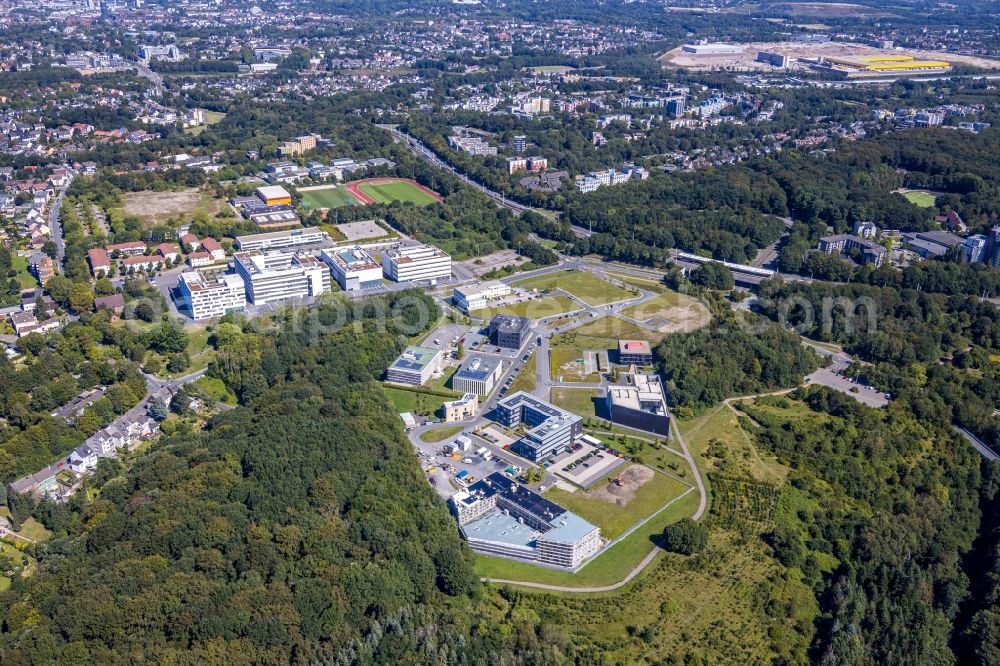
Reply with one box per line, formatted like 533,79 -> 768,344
590,465 -> 655,506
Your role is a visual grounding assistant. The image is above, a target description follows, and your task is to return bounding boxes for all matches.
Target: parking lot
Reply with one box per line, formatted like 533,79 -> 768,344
805,367 -> 889,408
550,443 -> 628,488
421,323 -> 475,351
413,429 -> 537,500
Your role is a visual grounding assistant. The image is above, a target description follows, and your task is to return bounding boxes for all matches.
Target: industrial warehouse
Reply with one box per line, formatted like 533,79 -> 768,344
450,472 -> 603,569
803,54 -> 952,78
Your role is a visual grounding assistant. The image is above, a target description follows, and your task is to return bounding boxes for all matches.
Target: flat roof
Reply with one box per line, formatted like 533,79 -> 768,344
389,345 -> 441,372
236,226 -> 326,244
256,184 -> 291,199
324,245 -> 379,271
456,280 -> 509,298
618,339 -> 652,354
384,243 -> 450,264
607,373 -> 668,413
463,510 -> 538,548
490,314 -> 530,334
454,354 -> 502,381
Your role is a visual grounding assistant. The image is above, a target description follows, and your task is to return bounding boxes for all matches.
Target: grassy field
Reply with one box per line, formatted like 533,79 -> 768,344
383,386 -> 448,418
621,290 -> 711,332
299,185 -> 358,210
420,426 -> 464,443
16,517 -> 52,542
194,376 -> 237,405
117,188 -> 222,227
550,349 -> 601,383
514,270 -> 635,307
546,466 -> 691,539
475,488 -> 699,588
901,190 -> 938,208
607,271 -> 668,293
478,295 -> 580,320
358,181 -> 439,206
531,65 -> 574,73
508,353 -> 537,395
551,316 -> 662,352
11,255 -> 38,290
550,387 -> 602,417
183,110 -> 227,136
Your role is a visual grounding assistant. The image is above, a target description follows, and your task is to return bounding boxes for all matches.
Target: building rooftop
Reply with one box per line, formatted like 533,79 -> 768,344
389,346 -> 441,373
454,354 -> 502,382
607,373 -> 669,415
383,244 -> 450,264
256,184 -> 291,200
326,245 -> 379,271
456,280 -> 508,298
618,339 -> 652,355
490,314 -> 530,335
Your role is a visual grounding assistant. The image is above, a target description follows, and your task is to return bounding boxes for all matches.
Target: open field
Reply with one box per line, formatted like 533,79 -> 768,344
478,295 -> 580,320
195,376 -> 237,405
550,387 -> 602,418
896,189 -> 939,208
508,352 -> 537,394
530,65 -> 575,74
660,39 -> 1000,73
183,110 -> 227,136
347,178 -> 443,206
118,188 -> 222,226
474,488 -> 699,588
547,465 -> 690,539
621,291 -> 711,333
298,185 -> 358,210
550,349 -> 602,383
421,426 -> 464,443
383,386 -> 452,417
551,315 -> 662,353
514,270 -> 635,306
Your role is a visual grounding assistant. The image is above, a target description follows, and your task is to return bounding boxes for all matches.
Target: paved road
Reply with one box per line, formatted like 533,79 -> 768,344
954,425 -> 999,461
48,185 -> 69,273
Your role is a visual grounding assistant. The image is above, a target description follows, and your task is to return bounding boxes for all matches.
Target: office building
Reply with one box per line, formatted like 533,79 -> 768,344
450,472 -> 602,569
818,234 -> 886,267
453,281 -> 511,313
233,251 -> 331,305
618,340 -> 653,366
443,393 -> 479,422
255,185 -> 292,206
386,346 -> 443,386
964,234 -> 988,263
853,221 -> 878,239
489,315 -> 530,350
756,51 -> 789,68
382,244 -> 452,283
453,355 -> 504,395
606,372 -> 671,436
666,98 -> 686,119
321,246 -> 383,291
495,392 -> 583,461
235,227 -> 329,252
177,271 -> 247,320
137,44 -> 182,61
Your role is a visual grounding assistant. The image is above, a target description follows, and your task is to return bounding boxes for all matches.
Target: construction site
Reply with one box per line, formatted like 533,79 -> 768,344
660,40 -> 1000,76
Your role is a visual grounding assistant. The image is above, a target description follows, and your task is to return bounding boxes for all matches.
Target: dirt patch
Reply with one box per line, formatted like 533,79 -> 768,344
121,188 -> 220,225
589,465 -> 655,506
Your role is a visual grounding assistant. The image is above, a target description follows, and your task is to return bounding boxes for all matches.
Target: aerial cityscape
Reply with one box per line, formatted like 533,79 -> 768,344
0,0 -> 1000,663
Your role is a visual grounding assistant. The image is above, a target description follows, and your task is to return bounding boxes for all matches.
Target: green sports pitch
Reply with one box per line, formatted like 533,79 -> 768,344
358,181 -> 439,206
298,186 -> 358,210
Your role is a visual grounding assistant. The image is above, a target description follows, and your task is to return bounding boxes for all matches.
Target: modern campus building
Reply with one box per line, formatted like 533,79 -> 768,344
452,355 -> 504,396
235,227 -> 330,252
618,339 -> 654,366
756,51 -> 789,68
605,372 -> 671,436
453,281 -> 512,313
681,42 -> 744,55
232,251 -> 331,305
494,392 -> 583,461
321,246 -> 383,292
443,393 -> 479,422
450,472 -> 602,569
177,271 -> 247,320
255,185 -> 293,206
489,315 -> 530,350
381,244 -> 452,284
386,346 -> 443,386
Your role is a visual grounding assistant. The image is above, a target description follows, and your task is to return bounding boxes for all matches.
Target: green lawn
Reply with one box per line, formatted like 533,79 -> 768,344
383,386 -> 448,418
508,353 -> 537,394
531,65 -> 574,73
194,376 -> 237,405
551,316 -> 661,352
299,186 -> 358,211
16,517 -> 52,543
902,190 -> 937,208
183,110 -> 227,136
420,426 -> 464,443
607,272 -> 668,293
11,255 -> 38,290
621,291 -> 711,332
550,387 -> 602,417
358,181 -> 439,206
546,466 -> 691,539
514,270 -> 635,307
426,365 -> 460,393
474,489 -> 699,589
478,295 -> 580,320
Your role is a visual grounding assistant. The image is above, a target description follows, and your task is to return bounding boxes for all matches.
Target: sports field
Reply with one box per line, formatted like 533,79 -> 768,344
298,185 -> 358,211
514,270 -> 635,307
358,181 -> 440,205
901,190 -> 938,208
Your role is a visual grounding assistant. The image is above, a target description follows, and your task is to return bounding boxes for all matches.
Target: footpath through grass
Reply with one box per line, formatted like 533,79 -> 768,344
515,269 -> 635,307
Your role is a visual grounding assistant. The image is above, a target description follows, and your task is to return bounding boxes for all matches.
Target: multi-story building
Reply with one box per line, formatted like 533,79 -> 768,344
443,393 -> 478,422
450,472 -> 602,569
255,185 -> 292,206
495,392 -> 583,461
507,157 -> 527,174
605,372 -> 671,436
818,234 -> 887,267
177,271 -> 247,320
321,246 -> 383,291
512,135 -> 527,153
30,256 -> 55,285
235,227 -> 329,252
382,244 -> 452,284
489,315 -> 530,350
137,44 -> 183,61
617,340 -> 653,366
386,346 -> 443,386
853,221 -> 878,239
756,51 -> 789,68
452,355 -> 504,396
233,251 -> 331,305
279,134 -> 324,156
87,248 -> 111,277
964,234 -> 988,263
666,98 -> 686,119
106,241 -> 147,257
453,281 -> 512,313
448,136 -> 497,156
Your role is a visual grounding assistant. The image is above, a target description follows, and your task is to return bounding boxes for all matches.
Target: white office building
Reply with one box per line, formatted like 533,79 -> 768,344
382,244 -> 452,283
234,227 -> 330,252
386,346 -> 443,386
233,251 -> 331,305
177,271 -> 247,321
453,280 -> 512,313
321,246 -> 383,291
